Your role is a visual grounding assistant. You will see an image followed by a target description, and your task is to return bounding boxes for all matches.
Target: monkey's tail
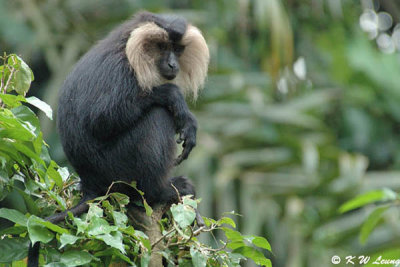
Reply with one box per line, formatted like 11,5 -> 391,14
27,242 -> 40,267
27,195 -> 93,267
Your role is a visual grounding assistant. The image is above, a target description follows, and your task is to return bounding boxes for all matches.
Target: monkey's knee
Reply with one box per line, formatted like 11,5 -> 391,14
168,176 -> 196,198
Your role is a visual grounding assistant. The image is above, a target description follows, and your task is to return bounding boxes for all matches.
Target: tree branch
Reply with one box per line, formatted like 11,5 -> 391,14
127,204 -> 169,267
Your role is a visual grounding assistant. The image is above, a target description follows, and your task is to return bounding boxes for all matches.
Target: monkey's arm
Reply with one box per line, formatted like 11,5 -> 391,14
148,83 -> 197,165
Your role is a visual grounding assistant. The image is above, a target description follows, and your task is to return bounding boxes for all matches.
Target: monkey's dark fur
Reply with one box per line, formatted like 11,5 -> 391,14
28,11 -> 209,267
58,13 -> 197,204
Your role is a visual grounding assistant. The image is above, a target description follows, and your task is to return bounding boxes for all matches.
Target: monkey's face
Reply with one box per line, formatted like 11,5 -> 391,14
156,42 -> 185,80
126,20 -> 209,99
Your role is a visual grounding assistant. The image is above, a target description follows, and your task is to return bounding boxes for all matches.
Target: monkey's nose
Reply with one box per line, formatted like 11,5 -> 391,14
168,62 -> 176,70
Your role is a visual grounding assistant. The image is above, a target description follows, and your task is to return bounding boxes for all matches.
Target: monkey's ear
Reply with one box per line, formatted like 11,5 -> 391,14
175,25 -> 210,100
126,23 -> 167,91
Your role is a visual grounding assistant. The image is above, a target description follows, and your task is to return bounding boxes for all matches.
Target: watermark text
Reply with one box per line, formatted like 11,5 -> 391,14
331,255 -> 400,266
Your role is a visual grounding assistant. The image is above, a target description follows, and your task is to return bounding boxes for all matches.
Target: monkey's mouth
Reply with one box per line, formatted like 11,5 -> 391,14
163,74 -> 176,80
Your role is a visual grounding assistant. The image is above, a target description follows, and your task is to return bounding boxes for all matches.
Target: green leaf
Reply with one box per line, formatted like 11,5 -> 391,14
38,220 -> 69,235
12,142 -> 45,167
73,217 -> 88,234
140,237 -> 152,251
87,204 -> 103,219
141,253 -> 151,267
178,258 -> 194,266
159,251 -> 175,266
359,206 -> 389,244
222,227 -> 243,242
110,192 -> 130,206
33,132 -> 43,154
0,226 -> 27,235
171,203 -> 196,228
14,187 -> 40,215
47,191 -> 67,211
121,226 -> 136,237
60,250 -> 94,267
339,189 -> 397,213
12,105 -> 39,130
44,263 -> 68,267
87,217 -> 117,236
143,199 -> 153,216
45,248 -> 63,263
112,210 -> 128,227
6,55 -> 34,95
81,239 -> 107,251
228,253 -> 247,266
25,96 -> 53,120
60,234 -> 80,249
227,241 -> 246,250
0,140 -> 23,165
0,109 -> 36,141
233,246 -> 271,267
202,217 -> 215,228
46,160 -> 63,188
190,247 -> 207,267
96,231 -> 125,254
133,229 -> 148,239
40,144 -> 52,166
0,208 -> 28,226
27,216 -> 54,245
58,167 -> 70,182
0,94 -> 25,108
9,259 -> 28,267
246,236 -> 271,251
218,217 -> 236,228
183,196 -> 197,209
94,248 -> 134,265
0,237 -> 29,263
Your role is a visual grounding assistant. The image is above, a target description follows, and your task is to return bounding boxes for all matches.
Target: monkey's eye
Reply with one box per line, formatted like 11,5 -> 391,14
174,45 -> 185,54
157,42 -> 168,51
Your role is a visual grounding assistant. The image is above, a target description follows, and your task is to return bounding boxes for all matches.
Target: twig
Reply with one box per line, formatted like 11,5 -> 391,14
151,228 -> 175,249
4,66 -> 16,93
194,225 -> 216,236
128,214 -> 150,231
0,53 -> 6,92
104,181 -> 118,198
201,242 -> 227,252
0,53 -> 10,108
170,183 -> 181,202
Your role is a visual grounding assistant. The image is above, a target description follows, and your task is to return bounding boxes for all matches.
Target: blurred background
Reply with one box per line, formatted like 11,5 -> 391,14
2,0 -> 400,266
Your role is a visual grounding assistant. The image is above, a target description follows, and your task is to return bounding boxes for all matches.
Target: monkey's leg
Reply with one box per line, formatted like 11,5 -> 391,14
164,176 -> 205,227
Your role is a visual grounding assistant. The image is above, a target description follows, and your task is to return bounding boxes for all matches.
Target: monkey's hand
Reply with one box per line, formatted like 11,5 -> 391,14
175,112 -> 197,165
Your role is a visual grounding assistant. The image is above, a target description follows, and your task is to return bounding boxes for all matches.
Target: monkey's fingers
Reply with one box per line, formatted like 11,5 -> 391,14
174,142 -> 194,165
176,133 -> 184,144
174,152 -> 186,165
174,156 -> 183,166
176,126 -> 189,144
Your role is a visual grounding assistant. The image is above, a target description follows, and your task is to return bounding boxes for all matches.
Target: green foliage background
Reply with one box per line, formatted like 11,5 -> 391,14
1,0 -> 400,266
